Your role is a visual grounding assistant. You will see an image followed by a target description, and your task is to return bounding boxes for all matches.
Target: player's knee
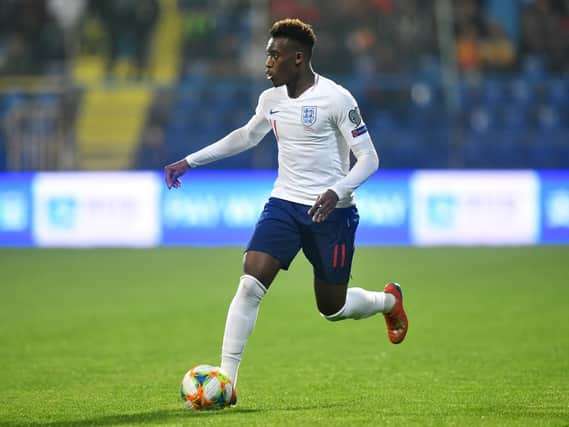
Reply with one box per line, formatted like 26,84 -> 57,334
242,251 -> 280,288
238,274 -> 267,299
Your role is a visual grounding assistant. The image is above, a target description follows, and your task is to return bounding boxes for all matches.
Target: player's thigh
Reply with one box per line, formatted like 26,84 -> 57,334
313,277 -> 347,316
245,198 -> 302,288
302,206 -> 359,285
243,250 -> 282,289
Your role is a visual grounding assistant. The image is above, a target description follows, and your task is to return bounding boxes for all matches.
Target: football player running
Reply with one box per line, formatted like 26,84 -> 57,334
165,18 -> 408,407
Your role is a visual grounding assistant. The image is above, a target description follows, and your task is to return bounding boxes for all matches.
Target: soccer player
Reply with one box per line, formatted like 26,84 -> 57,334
164,18 -> 408,406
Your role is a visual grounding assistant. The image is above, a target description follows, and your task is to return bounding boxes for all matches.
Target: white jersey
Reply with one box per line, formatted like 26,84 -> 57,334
186,74 -> 378,207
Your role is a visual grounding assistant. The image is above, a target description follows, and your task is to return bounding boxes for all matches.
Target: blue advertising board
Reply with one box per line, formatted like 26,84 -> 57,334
355,171 -> 411,245
161,170 -> 411,246
0,173 -> 33,246
539,171 -> 569,244
0,170 -> 568,247
161,170 -> 275,245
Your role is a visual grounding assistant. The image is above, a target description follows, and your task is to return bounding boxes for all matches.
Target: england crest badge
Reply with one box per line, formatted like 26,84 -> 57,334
301,106 -> 317,127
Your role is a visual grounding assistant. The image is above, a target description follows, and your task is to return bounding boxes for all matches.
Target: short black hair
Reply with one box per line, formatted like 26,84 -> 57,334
270,18 -> 316,52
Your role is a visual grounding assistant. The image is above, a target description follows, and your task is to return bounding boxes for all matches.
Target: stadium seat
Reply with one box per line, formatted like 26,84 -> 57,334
162,73 -> 569,170
467,106 -> 500,134
526,139 -> 565,169
0,93 -> 25,118
36,93 -> 61,107
481,79 -> 507,110
536,128 -> 568,145
458,80 -> 482,113
537,105 -> 563,131
545,79 -> 568,108
491,138 -> 526,168
462,129 -> 527,169
509,78 -> 535,109
521,55 -> 547,81
0,131 -> 5,169
501,105 -> 529,132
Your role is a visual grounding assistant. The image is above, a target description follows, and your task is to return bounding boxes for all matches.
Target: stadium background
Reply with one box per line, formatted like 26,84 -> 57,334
1,1 -> 568,425
0,0 -> 568,247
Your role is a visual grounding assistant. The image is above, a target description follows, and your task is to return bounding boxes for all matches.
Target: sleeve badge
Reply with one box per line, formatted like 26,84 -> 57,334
348,107 -> 362,127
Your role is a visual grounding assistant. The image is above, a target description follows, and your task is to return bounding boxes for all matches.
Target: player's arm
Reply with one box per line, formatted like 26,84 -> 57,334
309,98 -> 379,222
309,138 -> 378,222
165,99 -> 271,189
329,136 -> 379,201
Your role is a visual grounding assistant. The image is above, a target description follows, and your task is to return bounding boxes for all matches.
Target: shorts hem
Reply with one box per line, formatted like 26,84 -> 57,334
245,246 -> 291,270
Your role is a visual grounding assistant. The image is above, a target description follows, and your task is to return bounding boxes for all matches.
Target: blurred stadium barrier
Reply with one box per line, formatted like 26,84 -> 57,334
1,170 -> 568,247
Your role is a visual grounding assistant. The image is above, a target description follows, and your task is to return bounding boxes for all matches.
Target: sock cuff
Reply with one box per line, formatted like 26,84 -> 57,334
320,303 -> 346,321
240,274 -> 268,295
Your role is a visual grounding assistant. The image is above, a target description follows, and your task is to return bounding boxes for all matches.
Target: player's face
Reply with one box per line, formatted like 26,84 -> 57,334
265,37 -> 298,87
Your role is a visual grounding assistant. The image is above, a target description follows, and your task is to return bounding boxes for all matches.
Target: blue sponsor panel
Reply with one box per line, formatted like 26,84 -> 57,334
161,170 -> 411,246
356,171 -> 411,245
539,171 -> 569,244
161,170 -> 275,246
0,173 -> 33,246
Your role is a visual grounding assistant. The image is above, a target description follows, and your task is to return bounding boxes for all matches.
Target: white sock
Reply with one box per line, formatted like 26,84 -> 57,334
323,287 -> 395,321
221,274 -> 266,387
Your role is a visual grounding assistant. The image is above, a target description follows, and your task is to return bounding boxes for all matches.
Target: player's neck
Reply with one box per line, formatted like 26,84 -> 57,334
286,69 -> 316,99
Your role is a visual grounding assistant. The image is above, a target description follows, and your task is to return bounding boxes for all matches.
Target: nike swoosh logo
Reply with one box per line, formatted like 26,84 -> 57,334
270,109 -> 280,115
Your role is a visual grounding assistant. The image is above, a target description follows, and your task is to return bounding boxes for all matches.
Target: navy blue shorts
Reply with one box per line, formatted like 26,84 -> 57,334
246,197 -> 360,284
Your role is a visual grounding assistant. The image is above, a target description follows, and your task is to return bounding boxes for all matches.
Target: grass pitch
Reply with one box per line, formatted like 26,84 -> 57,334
0,246 -> 568,426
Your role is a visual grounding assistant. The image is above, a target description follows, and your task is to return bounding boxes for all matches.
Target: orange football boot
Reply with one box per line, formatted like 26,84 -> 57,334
383,282 -> 408,344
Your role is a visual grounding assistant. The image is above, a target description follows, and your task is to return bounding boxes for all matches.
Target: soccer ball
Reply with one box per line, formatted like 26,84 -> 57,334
180,365 -> 234,410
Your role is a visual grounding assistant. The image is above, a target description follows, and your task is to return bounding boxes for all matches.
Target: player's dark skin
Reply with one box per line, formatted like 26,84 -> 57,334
165,36 -> 346,315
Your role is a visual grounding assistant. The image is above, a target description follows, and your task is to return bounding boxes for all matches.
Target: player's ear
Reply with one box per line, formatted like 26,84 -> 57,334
295,51 -> 303,65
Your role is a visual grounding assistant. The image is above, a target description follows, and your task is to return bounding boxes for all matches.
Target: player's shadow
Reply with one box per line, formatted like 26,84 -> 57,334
1,403 -> 338,426
1,407 -> 260,427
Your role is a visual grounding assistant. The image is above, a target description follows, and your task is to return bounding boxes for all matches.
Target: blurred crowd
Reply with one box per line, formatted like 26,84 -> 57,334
177,0 -> 569,78
267,0 -> 569,77
0,0 -> 568,172
0,0 -> 568,78
0,0 -> 159,78
0,0 -> 67,75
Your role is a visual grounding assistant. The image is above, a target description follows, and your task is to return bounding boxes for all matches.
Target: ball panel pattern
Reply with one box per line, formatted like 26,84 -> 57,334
180,365 -> 234,411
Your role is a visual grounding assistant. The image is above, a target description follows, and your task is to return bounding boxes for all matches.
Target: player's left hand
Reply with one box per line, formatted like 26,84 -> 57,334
308,189 -> 339,223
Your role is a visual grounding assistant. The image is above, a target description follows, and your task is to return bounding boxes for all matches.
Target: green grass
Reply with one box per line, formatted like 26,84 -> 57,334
0,247 -> 568,426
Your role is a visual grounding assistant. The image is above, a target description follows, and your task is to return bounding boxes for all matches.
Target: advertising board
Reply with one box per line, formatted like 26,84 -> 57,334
411,171 -> 539,245
33,172 -> 160,247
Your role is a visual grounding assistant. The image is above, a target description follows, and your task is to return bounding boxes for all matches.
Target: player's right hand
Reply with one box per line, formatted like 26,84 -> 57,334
164,159 -> 190,189
308,189 -> 339,223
